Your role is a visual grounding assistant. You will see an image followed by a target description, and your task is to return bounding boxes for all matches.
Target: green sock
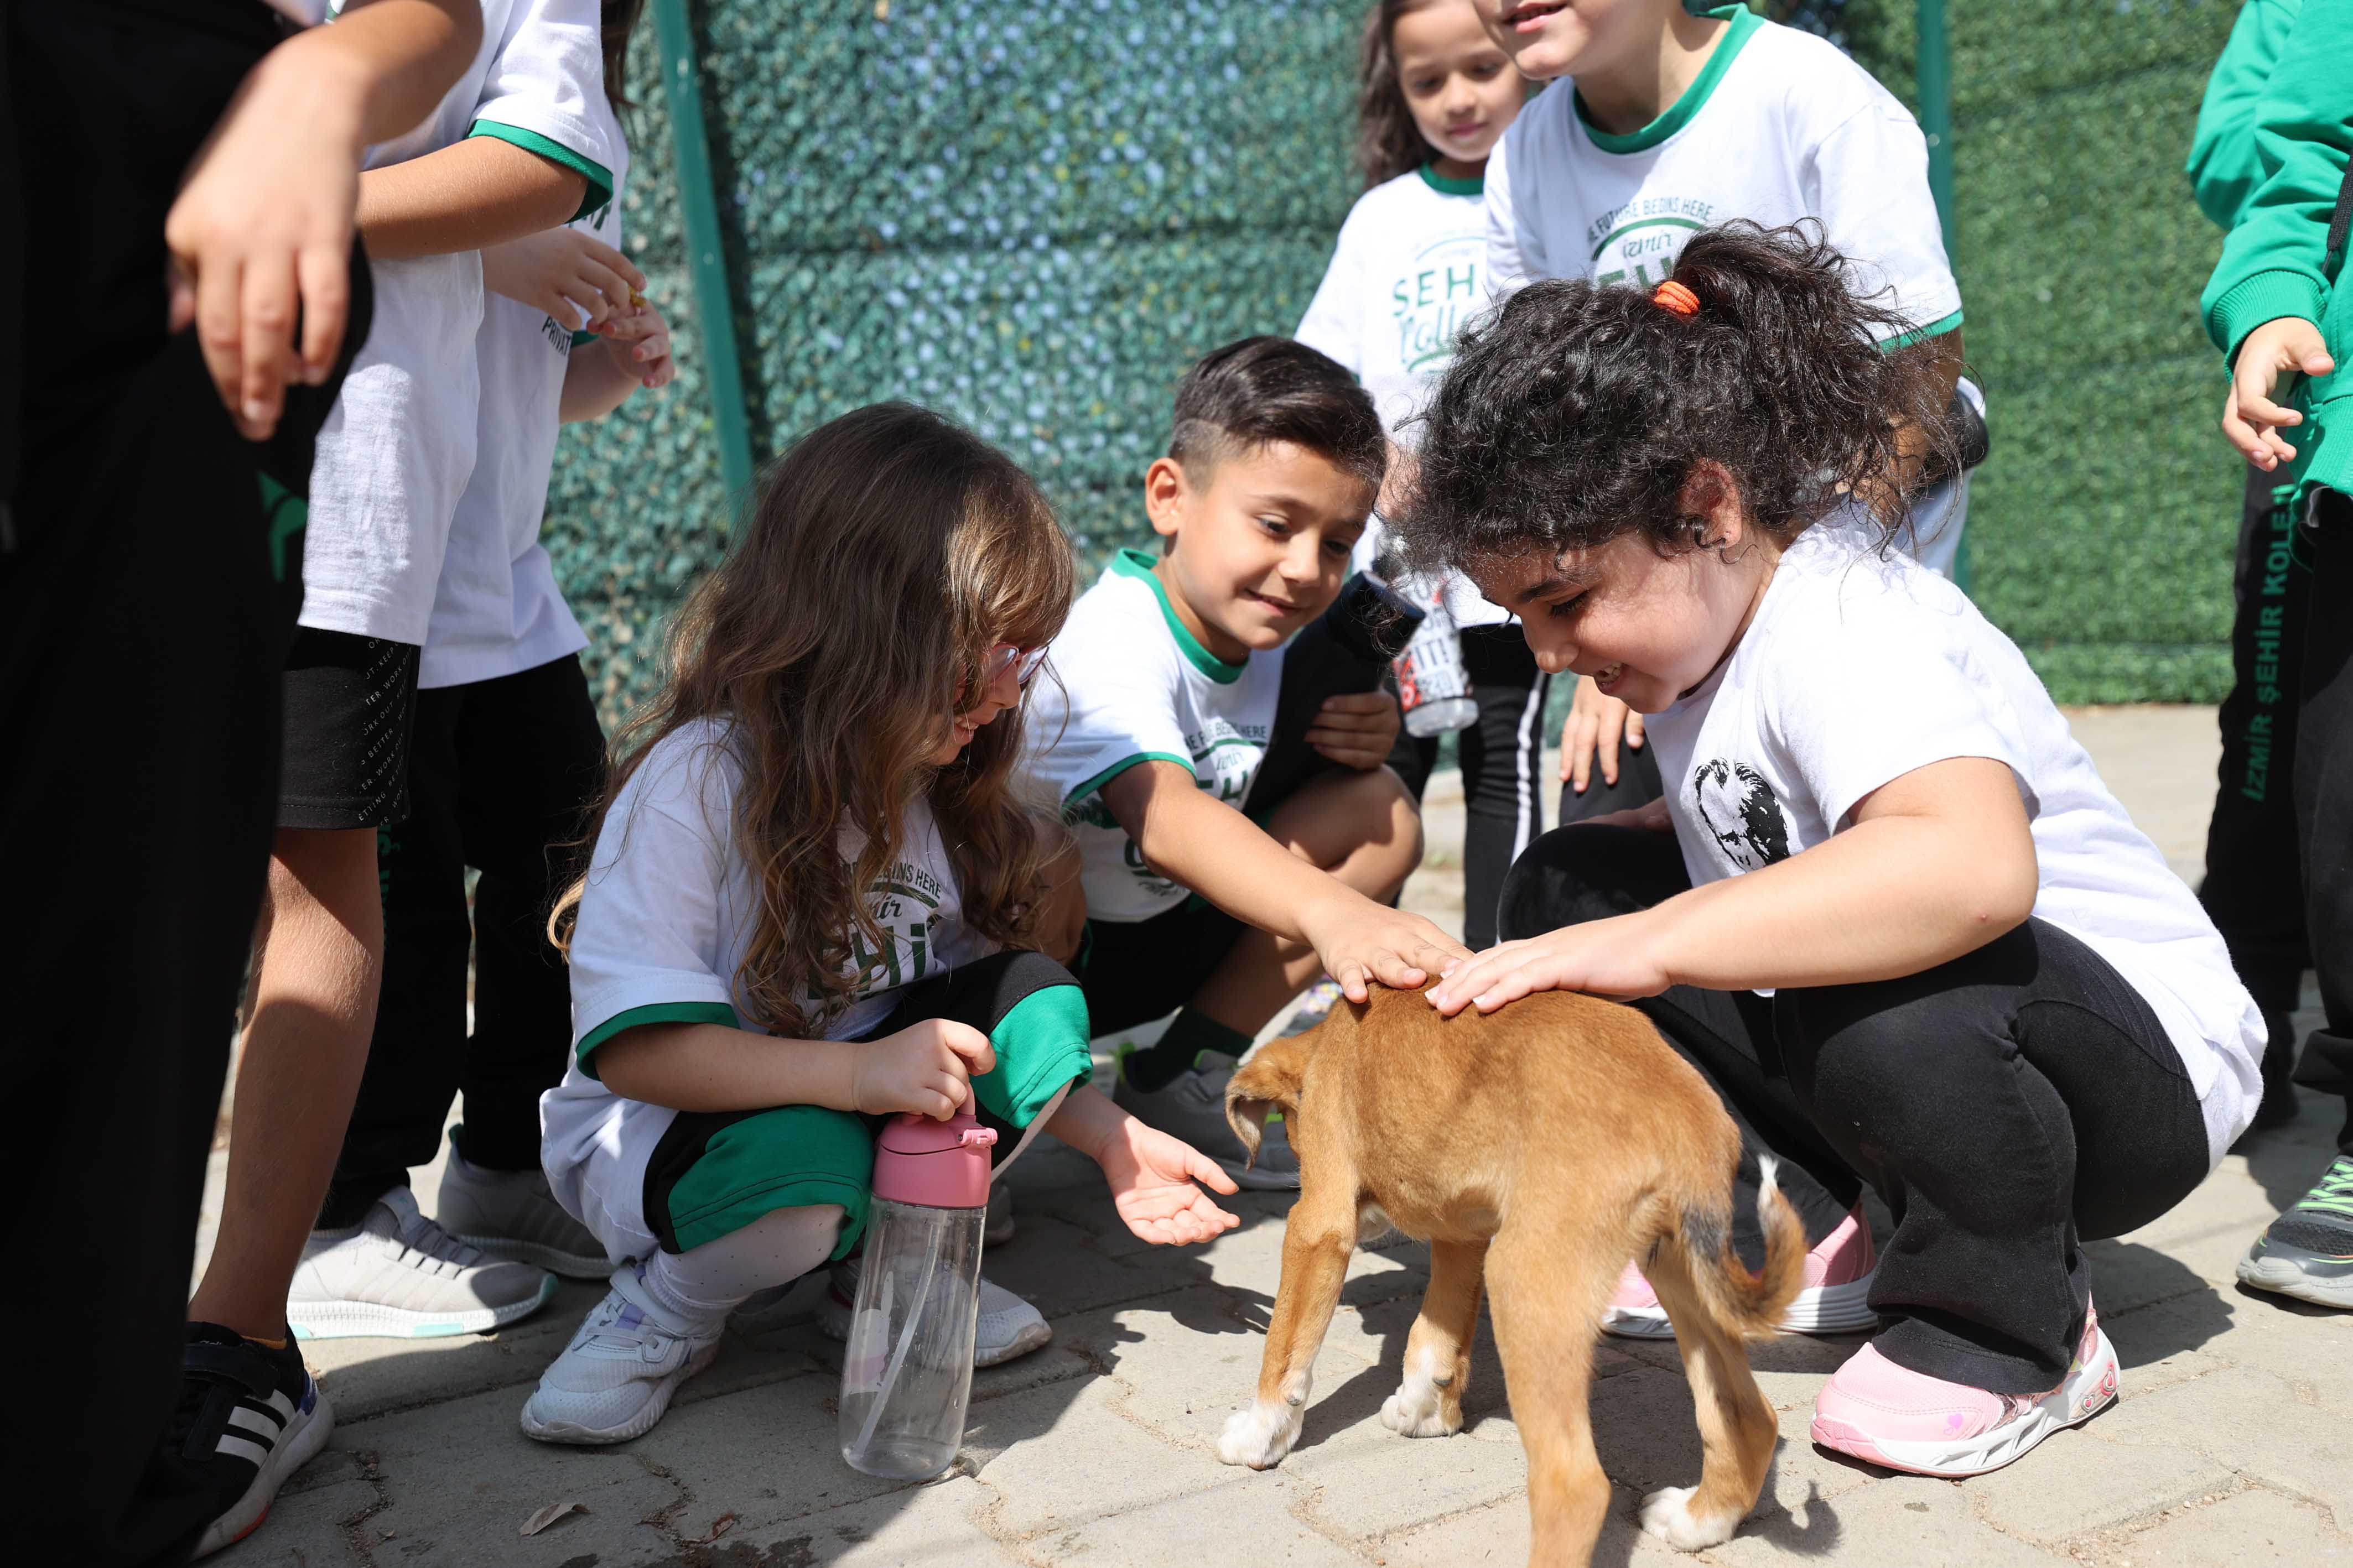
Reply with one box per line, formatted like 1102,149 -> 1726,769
1123,1007 -> 1254,1092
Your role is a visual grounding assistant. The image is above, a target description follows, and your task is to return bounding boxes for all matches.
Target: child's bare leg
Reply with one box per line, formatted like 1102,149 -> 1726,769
1188,765 -> 1422,1033
188,827 -> 382,1340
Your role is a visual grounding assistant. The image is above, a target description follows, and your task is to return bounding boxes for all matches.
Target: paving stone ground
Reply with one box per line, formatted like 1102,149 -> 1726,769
201,706 -> 2353,1568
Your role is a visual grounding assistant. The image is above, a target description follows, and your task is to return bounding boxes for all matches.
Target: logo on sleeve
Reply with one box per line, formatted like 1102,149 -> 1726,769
1690,759 -> 1791,871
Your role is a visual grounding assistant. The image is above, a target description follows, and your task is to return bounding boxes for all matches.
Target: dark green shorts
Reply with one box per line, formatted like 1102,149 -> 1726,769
640,949 -> 1093,1257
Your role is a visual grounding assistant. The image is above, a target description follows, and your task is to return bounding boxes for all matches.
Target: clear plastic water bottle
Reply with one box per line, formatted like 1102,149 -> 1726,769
1396,588 -> 1477,737
838,1105 -> 996,1481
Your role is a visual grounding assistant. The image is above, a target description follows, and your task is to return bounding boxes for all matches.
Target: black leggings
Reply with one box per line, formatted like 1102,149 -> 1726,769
1499,824 -> 2213,1394
1388,624 -> 1553,949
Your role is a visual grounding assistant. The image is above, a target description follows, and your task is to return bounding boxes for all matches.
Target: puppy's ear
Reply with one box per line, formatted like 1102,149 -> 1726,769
1224,1034 -> 1311,1170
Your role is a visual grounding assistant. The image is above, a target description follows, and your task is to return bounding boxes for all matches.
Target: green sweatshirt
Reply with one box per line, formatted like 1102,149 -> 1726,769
2200,0 -> 2352,499
2186,0 -> 2301,231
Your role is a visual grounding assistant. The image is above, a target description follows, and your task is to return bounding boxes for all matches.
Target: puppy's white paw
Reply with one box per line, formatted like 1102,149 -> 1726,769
1218,1400 -> 1303,1470
1638,1484 -> 1741,1552
1379,1374 -> 1460,1439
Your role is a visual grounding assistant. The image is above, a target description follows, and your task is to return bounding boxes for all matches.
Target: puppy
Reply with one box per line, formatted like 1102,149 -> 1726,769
1217,984 -> 1803,1567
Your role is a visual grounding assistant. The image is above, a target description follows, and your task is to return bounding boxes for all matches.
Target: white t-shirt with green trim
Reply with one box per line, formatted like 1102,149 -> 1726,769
1485,5 -> 1961,344
302,0 -> 619,647
1021,550 -> 1286,923
1296,165 -> 1513,628
420,104 -> 627,689
1644,522 -> 2263,1166
542,717 -> 993,1256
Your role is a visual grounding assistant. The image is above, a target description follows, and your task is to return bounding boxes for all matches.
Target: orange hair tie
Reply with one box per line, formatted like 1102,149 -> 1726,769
1652,279 -> 1701,317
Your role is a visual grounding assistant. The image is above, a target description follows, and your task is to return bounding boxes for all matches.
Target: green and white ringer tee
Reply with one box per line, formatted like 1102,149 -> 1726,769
1485,4 -> 1961,347
1022,550 -> 1285,923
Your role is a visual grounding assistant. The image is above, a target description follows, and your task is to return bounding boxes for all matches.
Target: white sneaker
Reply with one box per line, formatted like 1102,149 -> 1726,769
436,1144 -> 608,1278
817,1259 -> 1051,1367
520,1267 -> 725,1445
288,1186 -> 555,1341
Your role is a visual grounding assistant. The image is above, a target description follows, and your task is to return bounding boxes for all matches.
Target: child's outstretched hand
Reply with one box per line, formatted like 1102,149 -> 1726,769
1306,691 -> 1402,771
1301,896 -> 1473,1003
2222,315 -> 2336,471
599,301 -> 677,389
854,1019 -> 996,1120
1097,1117 -> 1242,1246
482,227 -> 646,333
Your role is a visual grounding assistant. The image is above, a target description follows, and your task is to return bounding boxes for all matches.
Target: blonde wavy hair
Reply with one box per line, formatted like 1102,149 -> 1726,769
553,402 -> 1076,1038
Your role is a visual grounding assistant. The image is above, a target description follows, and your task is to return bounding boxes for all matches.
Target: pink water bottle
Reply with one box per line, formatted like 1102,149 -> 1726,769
838,1104 -> 997,1480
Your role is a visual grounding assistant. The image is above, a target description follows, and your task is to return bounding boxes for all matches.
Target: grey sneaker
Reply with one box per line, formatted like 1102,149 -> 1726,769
437,1144 -> 608,1278
985,1184 -> 1015,1247
2238,1155 -> 2353,1310
816,1258 -> 1051,1367
1115,1050 -> 1298,1191
288,1186 -> 555,1340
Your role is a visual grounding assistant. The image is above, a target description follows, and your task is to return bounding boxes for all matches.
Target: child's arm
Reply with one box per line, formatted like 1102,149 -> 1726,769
355,140 -> 588,259
164,0 -> 484,437
1429,755 -> 2037,1013
562,305 -> 676,421
2203,0 -> 2351,469
1102,762 -> 1467,1001
595,1015 -> 995,1119
1046,1087 -> 1239,1246
2186,0 -> 2302,231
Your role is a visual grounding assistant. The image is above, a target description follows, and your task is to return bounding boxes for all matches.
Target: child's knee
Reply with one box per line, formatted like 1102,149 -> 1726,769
1280,765 -> 1424,875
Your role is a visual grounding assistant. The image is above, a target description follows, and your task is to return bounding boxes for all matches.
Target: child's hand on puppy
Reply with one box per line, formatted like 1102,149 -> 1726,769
1305,691 -> 1402,770
1305,898 -> 1472,1003
1425,914 -> 1673,1017
854,1019 -> 996,1120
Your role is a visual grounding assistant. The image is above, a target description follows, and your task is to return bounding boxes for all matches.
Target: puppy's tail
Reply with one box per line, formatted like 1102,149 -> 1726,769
1676,1154 -> 1806,1342
1223,1033 -> 1310,1171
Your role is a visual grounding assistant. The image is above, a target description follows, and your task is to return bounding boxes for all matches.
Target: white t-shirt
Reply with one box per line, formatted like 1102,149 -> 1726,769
1021,550 -> 1285,922
1296,165 -> 1512,628
1485,5 -> 1960,343
543,717 -> 993,1246
419,110 -> 628,689
1642,522 -> 2264,1165
302,0 -> 619,647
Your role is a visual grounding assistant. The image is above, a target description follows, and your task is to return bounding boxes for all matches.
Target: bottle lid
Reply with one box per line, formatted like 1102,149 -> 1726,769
870,1102 -> 998,1209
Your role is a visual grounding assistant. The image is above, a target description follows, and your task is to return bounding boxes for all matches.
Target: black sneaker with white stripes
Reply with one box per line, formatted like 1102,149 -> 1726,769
162,1322 -> 335,1559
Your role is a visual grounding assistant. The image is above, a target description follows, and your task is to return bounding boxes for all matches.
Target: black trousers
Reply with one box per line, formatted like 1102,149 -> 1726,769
1555,701 -> 1668,830
1499,825 -> 2212,1394
2289,488 -> 2353,1149
324,654 -> 607,1220
1389,624 -> 1553,949
0,7 -> 367,1563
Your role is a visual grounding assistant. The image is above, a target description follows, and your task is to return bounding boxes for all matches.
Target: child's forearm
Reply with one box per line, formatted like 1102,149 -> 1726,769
1105,765 -> 1369,947
593,1021 -> 859,1114
1042,1083 -> 1126,1163
285,0 -> 482,152
1643,806 -> 2037,993
357,140 -> 588,259
559,337 -> 641,422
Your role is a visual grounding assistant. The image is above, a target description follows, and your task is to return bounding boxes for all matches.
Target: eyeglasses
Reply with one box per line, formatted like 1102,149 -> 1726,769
983,643 -> 1048,689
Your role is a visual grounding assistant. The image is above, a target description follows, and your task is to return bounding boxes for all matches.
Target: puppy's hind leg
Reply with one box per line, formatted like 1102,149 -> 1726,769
1487,1225 -> 1614,1568
1639,1244 -> 1780,1552
1383,1237 -> 1487,1439
1219,1195 -> 1357,1471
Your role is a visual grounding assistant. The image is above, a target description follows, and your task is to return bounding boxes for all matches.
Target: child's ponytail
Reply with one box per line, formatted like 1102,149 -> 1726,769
1399,221 -> 1959,574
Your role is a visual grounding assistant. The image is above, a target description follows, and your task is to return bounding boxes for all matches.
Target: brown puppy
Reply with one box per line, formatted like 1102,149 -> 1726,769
1217,984 -> 1804,1566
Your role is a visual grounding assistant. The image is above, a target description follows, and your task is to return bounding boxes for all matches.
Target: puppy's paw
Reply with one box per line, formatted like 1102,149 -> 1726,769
1217,1401 -> 1303,1470
1638,1485 -> 1741,1552
1380,1376 -> 1461,1439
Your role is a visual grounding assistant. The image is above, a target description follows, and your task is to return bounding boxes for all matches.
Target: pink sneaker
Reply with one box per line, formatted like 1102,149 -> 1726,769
1810,1306 -> 2118,1477
1603,1207 -> 1878,1338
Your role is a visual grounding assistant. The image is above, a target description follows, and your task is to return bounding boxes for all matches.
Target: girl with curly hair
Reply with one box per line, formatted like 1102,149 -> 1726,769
1410,225 -> 2263,1483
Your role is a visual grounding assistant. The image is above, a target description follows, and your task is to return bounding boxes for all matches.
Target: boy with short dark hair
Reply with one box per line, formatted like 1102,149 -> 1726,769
1024,337 -> 1468,1184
